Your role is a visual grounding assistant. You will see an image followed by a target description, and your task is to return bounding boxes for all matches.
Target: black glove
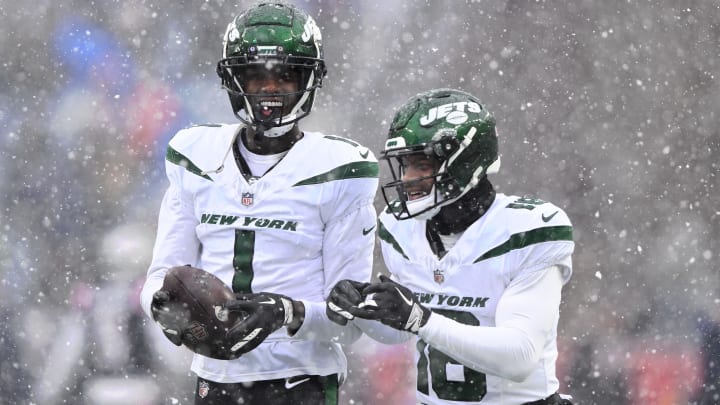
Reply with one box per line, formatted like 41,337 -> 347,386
352,275 -> 431,333
150,290 -> 185,346
224,292 -> 295,356
326,280 -> 370,325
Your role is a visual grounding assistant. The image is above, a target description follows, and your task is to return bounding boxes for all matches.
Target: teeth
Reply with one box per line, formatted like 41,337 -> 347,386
261,101 -> 282,107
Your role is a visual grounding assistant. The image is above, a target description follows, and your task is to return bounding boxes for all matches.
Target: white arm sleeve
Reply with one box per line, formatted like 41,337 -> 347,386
292,178 -> 377,345
352,318 -> 415,345
140,169 -> 201,320
292,300 -> 363,344
418,265 -> 564,382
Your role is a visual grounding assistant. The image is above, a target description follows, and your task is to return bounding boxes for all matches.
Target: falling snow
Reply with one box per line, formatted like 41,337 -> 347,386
0,0 -> 718,404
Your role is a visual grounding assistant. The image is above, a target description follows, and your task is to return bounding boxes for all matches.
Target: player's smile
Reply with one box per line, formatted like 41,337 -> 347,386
406,188 -> 430,201
258,99 -> 284,117
401,153 -> 439,201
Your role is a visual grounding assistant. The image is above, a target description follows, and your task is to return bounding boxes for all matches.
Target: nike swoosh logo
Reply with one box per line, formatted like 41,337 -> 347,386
395,287 -> 414,307
285,377 -> 310,389
359,148 -> 369,159
542,211 -> 559,222
258,298 -> 276,305
362,225 -> 376,236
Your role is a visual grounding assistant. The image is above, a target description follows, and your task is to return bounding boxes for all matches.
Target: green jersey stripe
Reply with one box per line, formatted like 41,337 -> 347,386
323,374 -> 339,405
378,222 -> 409,260
323,135 -> 360,147
292,161 -> 378,186
473,225 -> 573,263
166,146 -> 213,181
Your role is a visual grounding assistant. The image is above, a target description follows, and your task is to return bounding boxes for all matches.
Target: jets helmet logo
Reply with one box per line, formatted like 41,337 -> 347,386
419,101 -> 482,126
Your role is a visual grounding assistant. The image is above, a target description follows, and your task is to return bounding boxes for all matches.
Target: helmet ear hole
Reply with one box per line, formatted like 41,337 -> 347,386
432,135 -> 459,158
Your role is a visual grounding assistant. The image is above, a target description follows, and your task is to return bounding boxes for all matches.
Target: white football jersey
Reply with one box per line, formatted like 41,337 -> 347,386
141,123 -> 379,383
378,194 -> 574,404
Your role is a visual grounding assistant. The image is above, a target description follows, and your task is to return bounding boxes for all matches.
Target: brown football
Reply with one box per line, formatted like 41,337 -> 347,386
161,265 -> 241,360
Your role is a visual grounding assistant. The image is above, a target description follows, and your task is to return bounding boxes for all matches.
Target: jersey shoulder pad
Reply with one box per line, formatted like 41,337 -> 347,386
492,194 -> 572,233
377,210 -> 412,260
472,194 -> 574,269
168,123 -> 236,154
311,132 -> 378,164
166,123 -> 240,180
290,132 -> 379,186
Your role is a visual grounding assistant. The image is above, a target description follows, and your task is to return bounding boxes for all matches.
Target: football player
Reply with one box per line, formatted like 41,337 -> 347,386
327,89 -> 575,404
140,3 -> 378,404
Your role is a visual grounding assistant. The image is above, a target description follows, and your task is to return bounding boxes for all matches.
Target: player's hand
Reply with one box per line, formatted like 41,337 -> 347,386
150,290 -> 184,346
224,292 -> 295,356
353,275 -> 431,334
326,280 -> 370,325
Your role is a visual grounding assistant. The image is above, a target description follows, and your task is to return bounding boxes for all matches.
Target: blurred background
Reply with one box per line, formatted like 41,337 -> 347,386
1,0 -> 718,404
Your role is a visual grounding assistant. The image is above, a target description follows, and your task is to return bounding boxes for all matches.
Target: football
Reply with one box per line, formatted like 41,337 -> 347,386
160,265 -> 241,360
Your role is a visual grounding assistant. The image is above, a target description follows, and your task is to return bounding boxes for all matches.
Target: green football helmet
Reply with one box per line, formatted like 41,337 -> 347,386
216,3 -> 326,133
380,88 -> 500,220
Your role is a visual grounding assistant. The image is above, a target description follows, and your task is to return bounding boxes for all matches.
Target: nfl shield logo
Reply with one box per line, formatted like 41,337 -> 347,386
433,269 -> 445,284
198,380 -> 210,398
241,192 -> 254,206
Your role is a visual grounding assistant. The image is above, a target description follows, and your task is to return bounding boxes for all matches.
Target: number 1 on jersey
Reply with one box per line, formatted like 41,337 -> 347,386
233,229 -> 255,293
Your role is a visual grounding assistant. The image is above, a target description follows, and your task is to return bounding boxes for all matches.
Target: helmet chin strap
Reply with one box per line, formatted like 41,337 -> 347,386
261,121 -> 295,138
411,204 -> 442,221
238,109 -> 296,138
407,175 -> 496,228
406,187 -> 443,221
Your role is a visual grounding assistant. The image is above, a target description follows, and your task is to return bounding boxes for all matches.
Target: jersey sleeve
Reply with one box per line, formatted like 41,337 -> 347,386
353,317 -> 415,345
140,153 -> 202,320
292,151 -> 379,344
321,177 -> 378,296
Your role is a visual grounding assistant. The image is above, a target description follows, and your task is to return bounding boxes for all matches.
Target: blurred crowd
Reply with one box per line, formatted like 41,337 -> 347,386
1,0 -> 718,404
